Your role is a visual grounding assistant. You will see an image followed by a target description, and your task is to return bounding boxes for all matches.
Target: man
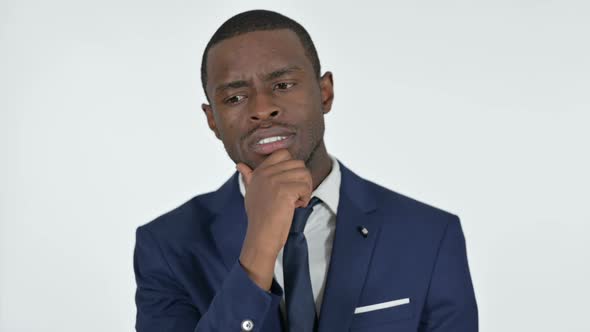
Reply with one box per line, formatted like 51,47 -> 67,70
133,9 -> 478,332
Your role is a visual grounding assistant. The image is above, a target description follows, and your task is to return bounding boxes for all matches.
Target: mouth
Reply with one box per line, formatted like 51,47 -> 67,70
251,134 -> 296,155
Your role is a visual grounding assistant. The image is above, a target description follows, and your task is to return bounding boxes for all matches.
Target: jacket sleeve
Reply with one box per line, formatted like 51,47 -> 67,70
133,226 -> 283,332
418,216 -> 479,332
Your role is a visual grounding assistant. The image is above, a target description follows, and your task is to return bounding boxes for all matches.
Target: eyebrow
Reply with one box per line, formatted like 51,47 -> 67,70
264,65 -> 302,81
214,66 -> 303,95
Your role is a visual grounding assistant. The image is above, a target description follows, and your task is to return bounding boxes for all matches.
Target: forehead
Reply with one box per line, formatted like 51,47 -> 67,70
206,29 -> 312,89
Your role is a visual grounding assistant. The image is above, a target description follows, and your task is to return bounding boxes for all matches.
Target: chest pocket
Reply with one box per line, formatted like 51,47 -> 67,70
349,298 -> 414,330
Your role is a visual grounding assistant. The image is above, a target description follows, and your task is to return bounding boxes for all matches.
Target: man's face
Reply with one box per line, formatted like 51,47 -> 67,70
202,29 -> 334,169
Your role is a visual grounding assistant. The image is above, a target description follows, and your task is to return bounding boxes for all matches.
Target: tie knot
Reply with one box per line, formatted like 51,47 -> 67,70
290,197 -> 322,233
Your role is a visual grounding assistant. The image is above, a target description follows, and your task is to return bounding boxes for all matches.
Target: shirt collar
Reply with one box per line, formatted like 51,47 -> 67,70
238,155 -> 341,215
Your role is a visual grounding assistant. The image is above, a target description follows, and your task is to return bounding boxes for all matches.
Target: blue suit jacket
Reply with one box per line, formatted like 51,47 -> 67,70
134,161 -> 478,331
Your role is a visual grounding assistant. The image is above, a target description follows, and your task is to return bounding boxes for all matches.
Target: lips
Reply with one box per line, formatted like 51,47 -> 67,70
249,127 -> 296,155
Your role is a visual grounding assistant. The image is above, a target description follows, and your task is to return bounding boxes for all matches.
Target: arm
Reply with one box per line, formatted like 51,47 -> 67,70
133,226 -> 283,332
134,149 -> 310,331
418,216 -> 478,332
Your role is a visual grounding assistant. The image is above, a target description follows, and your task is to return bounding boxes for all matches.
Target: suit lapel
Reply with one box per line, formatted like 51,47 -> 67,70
318,162 -> 381,332
208,172 -> 248,270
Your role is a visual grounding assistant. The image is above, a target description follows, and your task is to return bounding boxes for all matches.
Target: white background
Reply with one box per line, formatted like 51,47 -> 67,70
1,0 -> 589,331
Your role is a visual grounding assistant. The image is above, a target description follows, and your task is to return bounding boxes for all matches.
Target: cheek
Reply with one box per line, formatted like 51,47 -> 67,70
283,91 -> 318,125
213,111 -> 236,138
286,87 -> 324,134
217,115 -> 246,157
309,115 -> 325,139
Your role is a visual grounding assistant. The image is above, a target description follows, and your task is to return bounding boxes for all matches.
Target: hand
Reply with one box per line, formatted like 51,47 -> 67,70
236,149 -> 313,290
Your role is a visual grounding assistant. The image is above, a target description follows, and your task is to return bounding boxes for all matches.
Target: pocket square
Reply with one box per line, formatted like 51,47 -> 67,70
354,298 -> 410,314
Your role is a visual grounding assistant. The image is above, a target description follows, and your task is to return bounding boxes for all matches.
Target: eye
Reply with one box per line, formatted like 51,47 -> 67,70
224,95 -> 246,105
274,82 -> 296,90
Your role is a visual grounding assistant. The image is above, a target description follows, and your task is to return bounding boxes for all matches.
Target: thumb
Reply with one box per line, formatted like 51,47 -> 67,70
235,163 -> 253,186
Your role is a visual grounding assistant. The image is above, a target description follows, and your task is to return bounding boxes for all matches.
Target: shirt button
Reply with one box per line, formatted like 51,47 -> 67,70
241,319 -> 254,331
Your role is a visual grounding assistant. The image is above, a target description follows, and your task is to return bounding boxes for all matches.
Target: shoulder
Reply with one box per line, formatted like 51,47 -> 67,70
342,162 -> 460,236
362,177 -> 462,249
339,160 -> 459,227
371,179 -> 458,223
135,189 -> 219,244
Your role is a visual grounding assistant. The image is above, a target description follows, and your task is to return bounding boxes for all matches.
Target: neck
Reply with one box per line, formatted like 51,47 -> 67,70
306,141 -> 333,191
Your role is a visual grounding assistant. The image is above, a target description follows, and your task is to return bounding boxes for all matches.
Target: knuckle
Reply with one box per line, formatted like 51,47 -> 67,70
278,149 -> 291,158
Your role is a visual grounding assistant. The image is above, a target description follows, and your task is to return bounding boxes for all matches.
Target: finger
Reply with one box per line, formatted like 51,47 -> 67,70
280,182 -> 313,208
263,159 -> 306,176
258,149 -> 293,169
271,168 -> 313,190
294,198 -> 306,209
236,163 -> 253,186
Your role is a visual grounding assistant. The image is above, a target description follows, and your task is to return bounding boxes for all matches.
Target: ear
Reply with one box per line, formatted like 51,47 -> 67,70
319,71 -> 334,115
201,103 -> 221,140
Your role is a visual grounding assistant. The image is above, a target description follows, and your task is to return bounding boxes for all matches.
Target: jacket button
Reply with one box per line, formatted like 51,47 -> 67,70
241,319 -> 254,331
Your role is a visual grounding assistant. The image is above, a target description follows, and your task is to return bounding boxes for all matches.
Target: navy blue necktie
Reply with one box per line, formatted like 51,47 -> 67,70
283,197 -> 321,332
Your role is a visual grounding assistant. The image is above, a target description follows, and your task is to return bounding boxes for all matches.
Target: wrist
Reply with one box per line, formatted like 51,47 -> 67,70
239,251 -> 275,291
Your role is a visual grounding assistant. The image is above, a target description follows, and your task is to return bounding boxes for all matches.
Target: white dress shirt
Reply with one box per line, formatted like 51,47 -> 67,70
239,155 -> 341,318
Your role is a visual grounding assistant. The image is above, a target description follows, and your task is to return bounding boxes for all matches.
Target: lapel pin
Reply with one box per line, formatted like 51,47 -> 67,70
358,226 -> 369,238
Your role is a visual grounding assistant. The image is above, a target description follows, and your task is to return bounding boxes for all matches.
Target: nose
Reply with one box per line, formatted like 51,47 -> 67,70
248,90 -> 281,121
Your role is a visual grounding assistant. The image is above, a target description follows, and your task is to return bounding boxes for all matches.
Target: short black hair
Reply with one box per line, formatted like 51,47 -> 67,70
200,10 -> 322,101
